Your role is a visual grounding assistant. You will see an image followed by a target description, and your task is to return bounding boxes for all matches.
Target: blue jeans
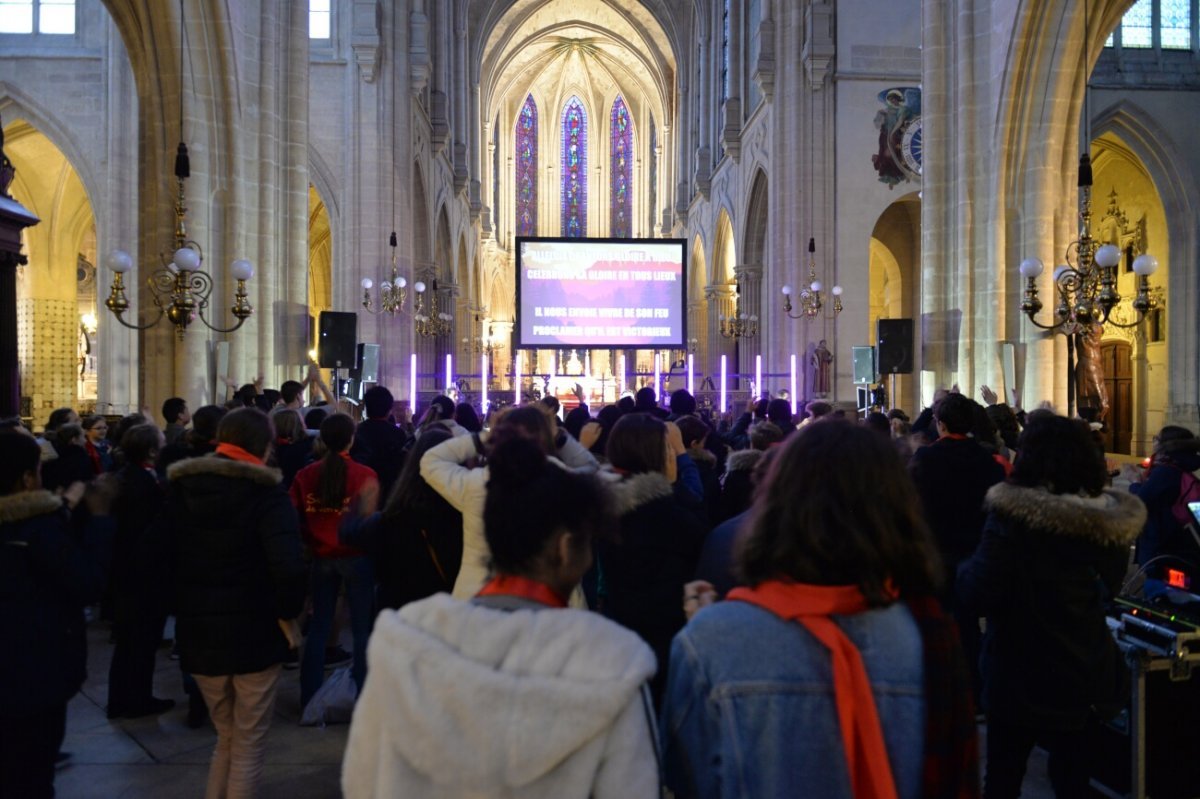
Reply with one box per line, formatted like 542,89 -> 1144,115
300,556 -> 374,709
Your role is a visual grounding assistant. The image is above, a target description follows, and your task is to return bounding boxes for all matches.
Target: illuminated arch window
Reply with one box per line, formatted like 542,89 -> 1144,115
610,96 -> 633,238
561,96 -> 587,238
0,0 -> 75,34
1106,0 -> 1193,50
515,94 -> 538,237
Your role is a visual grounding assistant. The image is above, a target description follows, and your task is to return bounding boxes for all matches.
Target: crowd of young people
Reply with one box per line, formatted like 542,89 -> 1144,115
2,373 -> 1196,798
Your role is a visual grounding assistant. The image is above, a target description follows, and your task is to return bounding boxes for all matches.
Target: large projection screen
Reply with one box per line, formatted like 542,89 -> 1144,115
515,237 -> 687,349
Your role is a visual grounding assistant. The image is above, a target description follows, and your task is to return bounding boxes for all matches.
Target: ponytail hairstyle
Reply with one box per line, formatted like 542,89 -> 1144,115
484,436 -> 614,576
316,413 -> 356,509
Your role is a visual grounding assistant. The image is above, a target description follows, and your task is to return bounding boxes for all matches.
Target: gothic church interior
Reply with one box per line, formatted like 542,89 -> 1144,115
2,0 -> 1198,455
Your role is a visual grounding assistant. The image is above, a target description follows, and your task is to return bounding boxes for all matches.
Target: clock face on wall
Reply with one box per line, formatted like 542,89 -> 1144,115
900,117 -> 922,178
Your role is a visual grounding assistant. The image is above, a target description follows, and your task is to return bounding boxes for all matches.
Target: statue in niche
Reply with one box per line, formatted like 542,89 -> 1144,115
1096,187 -> 1148,274
809,339 -> 833,397
1074,322 -> 1109,422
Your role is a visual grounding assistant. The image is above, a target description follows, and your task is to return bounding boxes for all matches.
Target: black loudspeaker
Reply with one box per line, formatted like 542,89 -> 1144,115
350,343 -> 379,383
877,318 -> 914,374
318,311 -> 357,368
852,346 -> 875,384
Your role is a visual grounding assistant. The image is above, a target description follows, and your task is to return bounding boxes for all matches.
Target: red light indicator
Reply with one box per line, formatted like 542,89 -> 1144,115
1167,568 -> 1189,589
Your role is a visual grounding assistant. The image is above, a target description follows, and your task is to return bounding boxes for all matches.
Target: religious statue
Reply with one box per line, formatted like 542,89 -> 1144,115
1074,322 -> 1109,422
810,339 -> 833,397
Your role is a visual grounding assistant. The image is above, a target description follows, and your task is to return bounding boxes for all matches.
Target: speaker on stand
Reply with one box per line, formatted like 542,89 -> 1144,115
876,319 -> 913,411
318,311 -> 358,405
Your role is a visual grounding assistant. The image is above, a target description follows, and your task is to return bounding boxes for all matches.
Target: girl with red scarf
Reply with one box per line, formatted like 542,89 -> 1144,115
661,420 -> 979,799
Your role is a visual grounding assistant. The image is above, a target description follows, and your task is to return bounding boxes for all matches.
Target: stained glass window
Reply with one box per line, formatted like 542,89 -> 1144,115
1162,0 -> 1191,48
721,0 -> 730,103
610,97 -> 633,239
561,96 -> 587,238
1122,0 -> 1153,47
515,94 -> 538,237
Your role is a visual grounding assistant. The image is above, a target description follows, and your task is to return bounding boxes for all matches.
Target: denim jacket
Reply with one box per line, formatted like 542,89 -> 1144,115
660,599 -> 925,799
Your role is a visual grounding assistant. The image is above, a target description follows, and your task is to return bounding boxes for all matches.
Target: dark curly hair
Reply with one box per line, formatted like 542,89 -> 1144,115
484,436 -> 614,574
738,419 -> 940,605
1010,413 -> 1106,497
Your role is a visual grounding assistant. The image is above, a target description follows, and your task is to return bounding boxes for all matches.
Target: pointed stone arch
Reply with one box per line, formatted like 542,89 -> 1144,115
712,207 -> 736,284
1091,99 -> 1200,427
742,168 -> 768,271
411,162 -> 433,268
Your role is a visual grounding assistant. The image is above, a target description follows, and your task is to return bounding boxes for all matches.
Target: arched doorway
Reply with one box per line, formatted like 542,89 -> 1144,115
2,118 -> 97,420
868,192 -> 920,410
307,185 -> 333,364
711,209 -> 737,386
1091,131 -> 1170,454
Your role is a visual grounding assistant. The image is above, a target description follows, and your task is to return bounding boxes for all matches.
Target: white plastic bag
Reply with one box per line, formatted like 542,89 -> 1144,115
299,666 -> 357,726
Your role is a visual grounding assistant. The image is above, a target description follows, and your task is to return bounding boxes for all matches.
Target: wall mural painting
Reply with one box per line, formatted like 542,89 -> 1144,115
871,86 -> 922,188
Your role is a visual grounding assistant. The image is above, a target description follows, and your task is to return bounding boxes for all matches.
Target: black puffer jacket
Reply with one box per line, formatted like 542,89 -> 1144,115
910,436 -> 1006,599
0,490 -> 113,715
161,456 -> 307,676
598,470 -> 708,705
957,483 -> 1145,729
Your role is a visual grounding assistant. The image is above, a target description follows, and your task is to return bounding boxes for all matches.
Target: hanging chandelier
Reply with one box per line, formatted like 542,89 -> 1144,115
718,280 -> 757,339
104,144 -> 254,339
463,312 -> 497,355
1018,4 -> 1156,335
361,232 -> 408,314
103,3 -> 252,340
1018,154 -> 1157,332
781,237 -> 843,320
414,278 -> 453,337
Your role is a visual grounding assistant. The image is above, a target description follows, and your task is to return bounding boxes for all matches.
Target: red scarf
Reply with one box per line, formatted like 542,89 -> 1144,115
476,575 -> 568,608
85,440 -> 102,474
214,442 -> 265,466
727,580 -> 898,799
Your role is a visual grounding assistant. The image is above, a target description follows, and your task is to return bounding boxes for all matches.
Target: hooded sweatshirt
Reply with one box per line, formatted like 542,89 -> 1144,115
341,593 -> 659,799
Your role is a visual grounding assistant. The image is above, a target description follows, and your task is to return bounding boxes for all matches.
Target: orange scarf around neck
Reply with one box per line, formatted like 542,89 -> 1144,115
476,575 -> 568,608
726,580 -> 898,799
214,442 -> 265,466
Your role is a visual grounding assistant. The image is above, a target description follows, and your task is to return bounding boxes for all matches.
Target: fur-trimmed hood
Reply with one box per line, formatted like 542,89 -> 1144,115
689,448 -> 717,469
166,454 -> 282,486
0,490 -> 63,525
601,470 -> 674,516
724,448 -> 762,476
985,482 -> 1146,547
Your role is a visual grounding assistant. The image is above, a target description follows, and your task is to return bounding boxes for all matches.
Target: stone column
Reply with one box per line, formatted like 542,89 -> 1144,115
96,21 -> 139,415
721,0 -> 742,162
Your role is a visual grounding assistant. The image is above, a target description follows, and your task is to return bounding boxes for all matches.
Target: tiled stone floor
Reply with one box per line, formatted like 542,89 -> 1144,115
51,618 -> 1061,798
54,622 -> 347,798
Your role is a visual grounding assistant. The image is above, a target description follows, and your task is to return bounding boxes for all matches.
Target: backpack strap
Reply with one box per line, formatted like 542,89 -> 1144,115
420,528 -> 450,589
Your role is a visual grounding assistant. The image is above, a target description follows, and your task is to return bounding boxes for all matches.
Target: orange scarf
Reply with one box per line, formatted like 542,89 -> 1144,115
477,575 -> 568,608
214,442 -> 265,466
727,580 -> 898,799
